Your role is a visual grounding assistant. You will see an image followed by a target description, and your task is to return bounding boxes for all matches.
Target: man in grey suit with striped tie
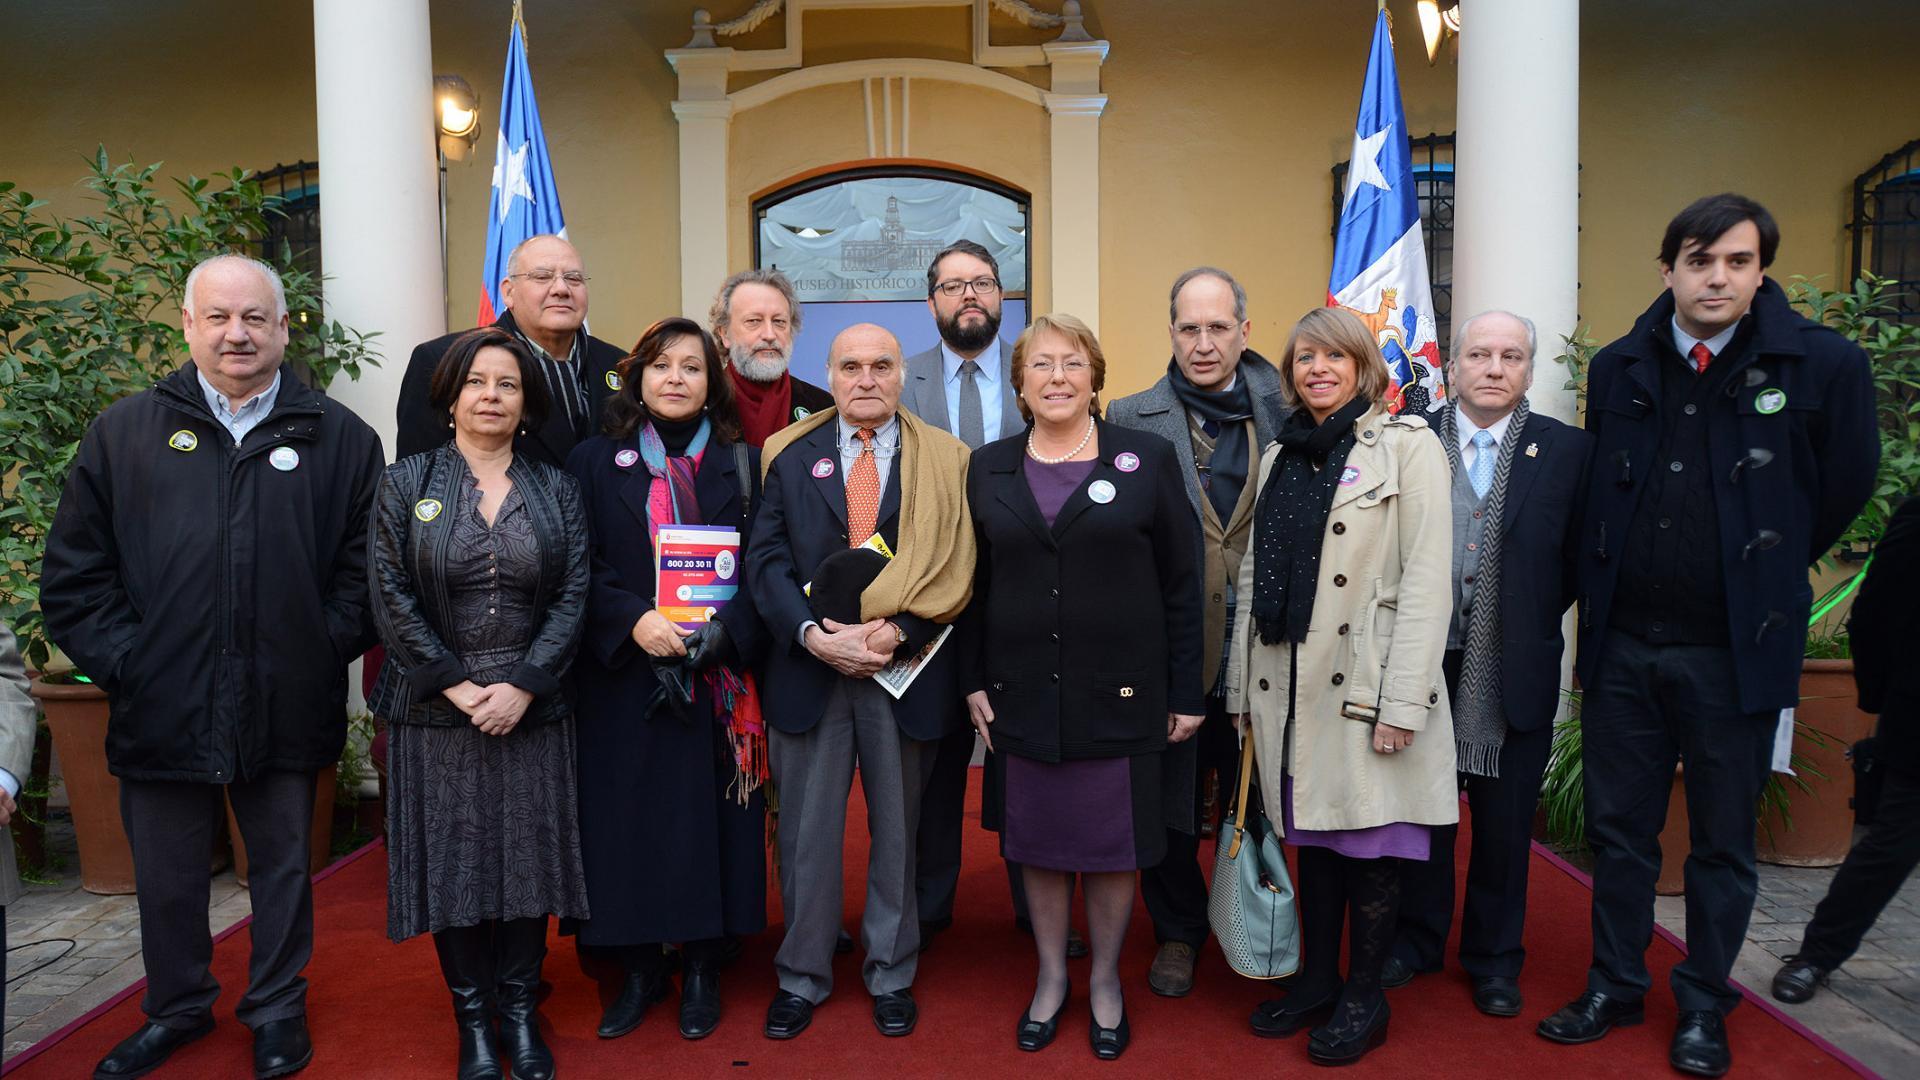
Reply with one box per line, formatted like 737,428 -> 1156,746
897,240 -> 1025,948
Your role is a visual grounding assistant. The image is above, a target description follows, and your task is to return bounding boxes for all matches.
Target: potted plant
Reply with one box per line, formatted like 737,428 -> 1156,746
0,151 -> 377,893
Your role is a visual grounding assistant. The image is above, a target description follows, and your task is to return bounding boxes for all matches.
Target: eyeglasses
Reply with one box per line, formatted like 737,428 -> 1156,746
511,270 -> 590,287
1027,359 -> 1091,375
935,277 -> 1001,298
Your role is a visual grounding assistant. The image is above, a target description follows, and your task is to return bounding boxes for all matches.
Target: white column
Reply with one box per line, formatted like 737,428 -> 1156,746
1043,40 -> 1108,332
1452,0 -> 1580,424
667,48 -> 736,321
313,0 -> 445,456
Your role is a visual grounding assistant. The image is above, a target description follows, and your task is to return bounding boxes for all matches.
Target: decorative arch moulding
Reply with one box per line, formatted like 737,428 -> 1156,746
676,0 -> 1099,74
748,158 -> 1034,206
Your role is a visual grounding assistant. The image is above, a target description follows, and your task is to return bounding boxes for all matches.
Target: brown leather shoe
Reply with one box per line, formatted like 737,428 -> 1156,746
1148,941 -> 1197,997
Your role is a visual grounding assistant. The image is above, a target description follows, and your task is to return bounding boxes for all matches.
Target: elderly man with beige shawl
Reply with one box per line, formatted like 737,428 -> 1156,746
743,323 -> 976,1043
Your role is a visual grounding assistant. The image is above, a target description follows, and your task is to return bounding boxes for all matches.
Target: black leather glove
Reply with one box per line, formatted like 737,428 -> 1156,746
646,656 -> 698,723
685,620 -> 735,672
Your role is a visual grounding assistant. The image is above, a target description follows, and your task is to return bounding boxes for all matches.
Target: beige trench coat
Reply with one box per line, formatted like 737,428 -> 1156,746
1224,404 -> 1459,834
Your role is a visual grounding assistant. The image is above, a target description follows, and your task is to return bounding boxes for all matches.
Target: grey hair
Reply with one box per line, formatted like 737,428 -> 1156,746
1168,266 -> 1247,325
504,234 -> 575,279
182,254 -> 287,319
1451,309 -> 1539,367
709,268 -> 804,340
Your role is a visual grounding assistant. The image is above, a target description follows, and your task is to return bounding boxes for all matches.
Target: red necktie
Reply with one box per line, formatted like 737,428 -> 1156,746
847,428 -> 880,546
1689,341 -> 1712,374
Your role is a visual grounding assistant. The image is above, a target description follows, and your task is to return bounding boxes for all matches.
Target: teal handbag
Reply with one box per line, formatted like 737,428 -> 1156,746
1208,725 -> 1302,980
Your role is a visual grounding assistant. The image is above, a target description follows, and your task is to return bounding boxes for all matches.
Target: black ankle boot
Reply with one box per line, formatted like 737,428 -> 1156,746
597,948 -> 672,1039
679,957 -> 722,1039
494,917 -> 555,1080
433,925 -> 504,1080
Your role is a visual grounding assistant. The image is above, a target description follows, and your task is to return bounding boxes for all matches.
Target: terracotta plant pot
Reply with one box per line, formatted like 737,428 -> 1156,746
226,765 -> 337,886
1757,659 -> 1877,867
31,676 -> 136,895
1655,764 -> 1687,895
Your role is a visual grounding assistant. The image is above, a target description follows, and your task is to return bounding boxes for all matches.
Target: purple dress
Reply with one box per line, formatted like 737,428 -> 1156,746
998,457 -> 1153,874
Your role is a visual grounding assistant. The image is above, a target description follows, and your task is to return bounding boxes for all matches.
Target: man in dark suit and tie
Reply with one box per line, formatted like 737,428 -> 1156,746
1105,266 -> 1287,997
745,323 -> 975,1042
897,240 -> 1023,948
1386,310 -> 1591,1018
394,234 -> 624,465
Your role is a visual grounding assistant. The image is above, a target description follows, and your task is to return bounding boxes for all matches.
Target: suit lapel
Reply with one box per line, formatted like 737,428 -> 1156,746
695,442 -> 740,525
1501,415 -> 1549,535
875,442 -> 903,532
911,348 -> 950,434
613,438 -> 653,532
800,424 -> 849,526
1133,382 -> 1204,518
992,450 -> 1057,550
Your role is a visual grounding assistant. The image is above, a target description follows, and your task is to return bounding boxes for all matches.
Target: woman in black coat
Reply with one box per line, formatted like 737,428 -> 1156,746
369,326 -> 590,1080
963,314 -> 1205,1060
563,317 -> 768,1041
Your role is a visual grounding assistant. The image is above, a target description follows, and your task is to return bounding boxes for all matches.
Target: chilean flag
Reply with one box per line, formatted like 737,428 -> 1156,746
479,8 -> 568,324
1327,10 -> 1444,416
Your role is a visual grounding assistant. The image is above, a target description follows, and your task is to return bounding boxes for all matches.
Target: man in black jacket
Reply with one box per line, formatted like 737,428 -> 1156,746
42,255 -> 384,1080
395,234 -> 623,465
1387,310 -> 1591,1018
1772,494 -> 1919,1005
1537,195 -> 1879,1078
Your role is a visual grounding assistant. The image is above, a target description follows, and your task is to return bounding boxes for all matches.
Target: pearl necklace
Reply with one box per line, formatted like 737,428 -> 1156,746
1027,417 -> 1096,464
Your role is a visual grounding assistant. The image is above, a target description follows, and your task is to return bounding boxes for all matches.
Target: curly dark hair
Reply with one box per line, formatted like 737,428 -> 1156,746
603,317 -> 742,442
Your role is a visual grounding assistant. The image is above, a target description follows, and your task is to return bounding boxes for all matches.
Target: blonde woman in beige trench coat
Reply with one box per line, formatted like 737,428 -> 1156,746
1223,306 -> 1457,1066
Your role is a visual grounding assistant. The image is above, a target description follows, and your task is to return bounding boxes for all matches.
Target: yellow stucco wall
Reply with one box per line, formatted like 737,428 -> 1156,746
7,0 -> 1918,400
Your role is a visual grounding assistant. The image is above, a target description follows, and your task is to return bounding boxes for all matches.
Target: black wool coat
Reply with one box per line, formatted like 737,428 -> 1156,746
41,363 -> 385,782
1577,279 -> 1880,713
1850,494 -> 1919,767
563,433 -> 770,944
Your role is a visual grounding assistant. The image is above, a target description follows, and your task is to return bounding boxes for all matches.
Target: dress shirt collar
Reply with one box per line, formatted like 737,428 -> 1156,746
1669,315 -> 1742,367
197,367 -> 282,441
941,338 -> 1002,385
1454,403 -> 1515,453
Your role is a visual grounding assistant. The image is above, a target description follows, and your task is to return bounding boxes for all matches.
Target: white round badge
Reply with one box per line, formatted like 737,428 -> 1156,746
714,550 -> 738,581
268,447 -> 300,472
1089,479 -> 1117,504
1115,452 -> 1141,473
615,448 -> 640,468
812,458 -> 835,479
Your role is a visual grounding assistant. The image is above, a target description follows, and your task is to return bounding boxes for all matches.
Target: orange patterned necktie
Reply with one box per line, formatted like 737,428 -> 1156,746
847,427 -> 880,546
1690,341 -> 1712,373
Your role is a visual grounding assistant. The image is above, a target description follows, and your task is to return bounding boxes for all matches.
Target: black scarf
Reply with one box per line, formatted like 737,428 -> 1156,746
1167,359 -> 1255,523
1251,396 -> 1372,645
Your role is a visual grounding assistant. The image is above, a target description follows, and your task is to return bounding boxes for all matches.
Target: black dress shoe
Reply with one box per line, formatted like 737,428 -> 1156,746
597,968 -> 672,1038
1380,956 -> 1415,989
252,1017 -> 313,1079
679,962 -> 722,1040
1670,1010 -> 1731,1078
1771,956 -> 1829,1004
93,1018 -> 215,1080
1307,997 -> 1390,1066
764,991 -> 814,1040
1471,976 -> 1523,1018
1088,1006 -> 1130,1061
835,928 -> 855,955
1016,986 -> 1070,1052
1535,990 -> 1645,1044
873,989 -> 918,1036
1250,986 -> 1339,1039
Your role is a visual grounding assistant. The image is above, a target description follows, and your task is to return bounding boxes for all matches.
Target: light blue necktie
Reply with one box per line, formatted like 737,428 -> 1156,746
1469,429 -> 1496,499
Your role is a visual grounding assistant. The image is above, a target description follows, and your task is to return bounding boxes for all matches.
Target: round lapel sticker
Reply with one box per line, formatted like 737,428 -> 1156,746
413,498 -> 444,523
168,430 -> 198,452
1755,388 -> 1787,415
793,406 -> 813,421
1115,452 -> 1141,473
614,448 -> 639,468
605,371 -> 623,391
1339,465 -> 1363,486
811,458 -> 835,479
268,447 -> 300,472
1088,479 -> 1117,504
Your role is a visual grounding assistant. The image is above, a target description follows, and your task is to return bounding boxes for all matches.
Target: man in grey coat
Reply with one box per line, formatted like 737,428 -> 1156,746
896,240 -> 1023,947
0,623 -> 41,1038
1105,266 -> 1287,997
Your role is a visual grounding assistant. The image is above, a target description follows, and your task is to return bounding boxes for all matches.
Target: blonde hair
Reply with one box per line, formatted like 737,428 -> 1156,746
1276,306 -> 1393,412
1010,313 -> 1106,422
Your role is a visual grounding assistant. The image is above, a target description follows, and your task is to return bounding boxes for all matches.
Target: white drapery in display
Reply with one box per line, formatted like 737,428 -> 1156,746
758,175 -> 1028,302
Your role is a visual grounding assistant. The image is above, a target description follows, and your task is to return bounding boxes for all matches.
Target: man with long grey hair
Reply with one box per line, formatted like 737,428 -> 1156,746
710,268 -> 833,446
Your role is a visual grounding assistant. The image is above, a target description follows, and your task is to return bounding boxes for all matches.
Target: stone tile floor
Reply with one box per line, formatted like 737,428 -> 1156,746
5,812 -> 1918,1075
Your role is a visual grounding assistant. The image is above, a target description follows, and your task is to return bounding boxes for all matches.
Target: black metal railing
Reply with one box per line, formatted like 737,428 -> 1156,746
1332,132 -> 1455,351
253,160 -> 322,280
1850,138 -> 1920,322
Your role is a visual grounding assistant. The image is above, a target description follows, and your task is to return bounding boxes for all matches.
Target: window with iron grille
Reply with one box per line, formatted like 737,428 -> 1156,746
1850,138 -> 1920,322
1331,132 -> 1454,351
254,161 -> 321,281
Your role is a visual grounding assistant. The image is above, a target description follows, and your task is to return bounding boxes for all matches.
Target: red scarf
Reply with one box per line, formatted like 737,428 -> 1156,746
730,368 -> 795,448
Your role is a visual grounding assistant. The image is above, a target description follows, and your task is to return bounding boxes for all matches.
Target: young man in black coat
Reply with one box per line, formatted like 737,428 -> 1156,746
42,255 -> 384,1080
1772,494 -> 1920,1004
1537,194 -> 1879,1078
394,234 -> 623,465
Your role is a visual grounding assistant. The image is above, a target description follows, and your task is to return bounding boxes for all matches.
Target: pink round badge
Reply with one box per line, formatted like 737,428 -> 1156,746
1115,451 -> 1141,473
614,448 -> 639,468
1339,465 -> 1363,486
812,458 -> 836,479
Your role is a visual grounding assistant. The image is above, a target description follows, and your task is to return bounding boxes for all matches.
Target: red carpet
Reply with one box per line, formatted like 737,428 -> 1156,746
5,772 -> 1873,1078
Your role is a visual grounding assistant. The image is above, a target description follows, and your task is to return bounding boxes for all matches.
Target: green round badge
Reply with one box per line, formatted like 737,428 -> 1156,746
605,371 -> 622,391
1755,388 -> 1787,415
167,430 -> 198,452
793,406 -> 812,420
414,498 -> 444,523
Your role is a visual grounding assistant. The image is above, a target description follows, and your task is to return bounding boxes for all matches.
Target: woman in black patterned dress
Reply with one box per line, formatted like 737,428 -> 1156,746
369,326 -> 591,1080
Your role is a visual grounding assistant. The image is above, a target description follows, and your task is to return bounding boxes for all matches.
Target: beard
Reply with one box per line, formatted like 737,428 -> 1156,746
937,303 -> 1001,353
730,340 -> 791,383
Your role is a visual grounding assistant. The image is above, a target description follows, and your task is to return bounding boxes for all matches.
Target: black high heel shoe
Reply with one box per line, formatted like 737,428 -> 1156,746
1016,985 -> 1071,1052
1307,996 -> 1390,1066
1088,1005 -> 1130,1061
